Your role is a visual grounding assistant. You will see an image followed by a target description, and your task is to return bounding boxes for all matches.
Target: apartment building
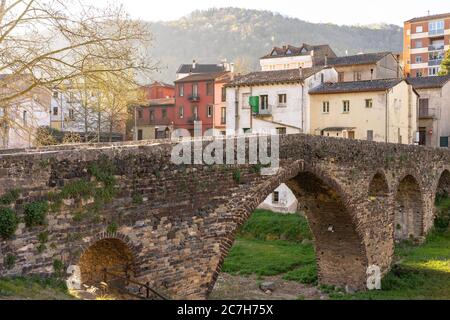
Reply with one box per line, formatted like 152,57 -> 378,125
309,79 -> 418,145
226,67 -> 338,135
406,75 -> 450,148
260,43 -> 337,71
403,12 -> 450,77
176,61 -> 234,80
328,52 -> 402,82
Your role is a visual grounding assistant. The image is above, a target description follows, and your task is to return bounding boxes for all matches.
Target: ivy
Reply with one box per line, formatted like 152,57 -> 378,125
24,202 -> 49,228
0,207 -> 19,239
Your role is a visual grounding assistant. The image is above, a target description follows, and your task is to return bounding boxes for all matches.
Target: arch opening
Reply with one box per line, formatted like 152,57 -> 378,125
287,171 -> 368,291
79,238 -> 135,287
435,170 -> 450,232
394,175 -> 423,241
436,170 -> 450,199
369,173 -> 389,197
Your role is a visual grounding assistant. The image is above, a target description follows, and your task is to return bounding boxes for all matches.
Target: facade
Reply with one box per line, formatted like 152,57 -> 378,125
174,72 -> 231,136
0,74 -> 51,149
328,52 -> 402,82
140,82 -> 175,100
258,183 -> 299,214
309,79 -> 418,144
260,43 -> 337,71
176,61 -> 233,80
406,75 -> 450,147
226,67 -> 338,135
403,13 -> 450,77
136,98 -> 176,140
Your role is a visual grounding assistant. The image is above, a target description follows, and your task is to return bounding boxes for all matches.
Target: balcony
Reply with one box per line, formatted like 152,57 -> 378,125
429,29 -> 445,37
188,94 -> 200,102
254,105 -> 273,118
429,59 -> 443,67
419,107 -> 438,119
428,45 -> 444,51
188,115 -> 201,124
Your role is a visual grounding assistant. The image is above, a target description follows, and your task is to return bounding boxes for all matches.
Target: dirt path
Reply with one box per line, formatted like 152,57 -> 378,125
210,273 -> 328,300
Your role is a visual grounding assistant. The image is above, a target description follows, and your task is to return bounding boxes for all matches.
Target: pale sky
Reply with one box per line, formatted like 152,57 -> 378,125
94,0 -> 450,26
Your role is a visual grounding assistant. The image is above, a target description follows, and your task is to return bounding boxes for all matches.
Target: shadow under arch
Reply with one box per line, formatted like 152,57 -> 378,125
394,175 -> 424,241
436,169 -> 450,198
286,168 -> 368,291
368,171 -> 390,197
78,234 -> 139,286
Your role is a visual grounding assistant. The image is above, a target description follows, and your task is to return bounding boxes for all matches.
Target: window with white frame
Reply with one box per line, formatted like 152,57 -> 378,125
322,101 -> 330,113
343,100 -> 350,113
278,94 -> 287,106
365,99 -> 373,108
415,26 -> 423,33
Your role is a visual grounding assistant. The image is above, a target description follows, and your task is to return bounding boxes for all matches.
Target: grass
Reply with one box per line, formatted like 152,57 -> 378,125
0,276 -> 75,300
223,210 -> 317,285
223,206 -> 450,299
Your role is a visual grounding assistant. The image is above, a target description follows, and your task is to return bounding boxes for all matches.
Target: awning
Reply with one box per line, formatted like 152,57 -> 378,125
321,127 -> 356,132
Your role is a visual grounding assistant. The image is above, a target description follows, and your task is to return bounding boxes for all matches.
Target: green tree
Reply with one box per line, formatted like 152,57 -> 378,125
439,50 -> 450,76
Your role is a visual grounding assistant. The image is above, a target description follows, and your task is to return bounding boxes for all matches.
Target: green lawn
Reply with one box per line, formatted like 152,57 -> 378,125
222,208 -> 450,300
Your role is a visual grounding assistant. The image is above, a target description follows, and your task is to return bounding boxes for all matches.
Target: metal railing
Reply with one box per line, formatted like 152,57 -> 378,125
429,29 -> 445,36
428,45 -> 444,51
429,59 -> 443,66
102,268 -> 168,300
188,94 -> 200,102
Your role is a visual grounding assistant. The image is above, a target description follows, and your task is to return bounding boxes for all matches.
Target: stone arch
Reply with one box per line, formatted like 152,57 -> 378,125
77,233 -> 140,286
287,167 -> 368,291
436,169 -> 450,198
394,175 -> 424,241
368,171 -> 390,197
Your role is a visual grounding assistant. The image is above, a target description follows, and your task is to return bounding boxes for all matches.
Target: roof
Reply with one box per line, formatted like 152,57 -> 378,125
406,75 -> 450,89
144,81 -> 174,88
176,64 -> 225,74
149,98 -> 175,106
406,12 -> 450,23
227,67 -> 326,87
328,52 -> 393,67
174,72 -> 231,83
309,79 -> 404,94
261,43 -> 337,60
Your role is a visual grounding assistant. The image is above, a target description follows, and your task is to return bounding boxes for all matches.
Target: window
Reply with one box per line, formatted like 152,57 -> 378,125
162,109 -> 167,119
322,101 -> 330,113
260,95 -> 269,111
206,82 -> 213,96
221,107 -> 226,125
273,191 -> 280,204
343,101 -> 350,113
179,106 -> 184,119
138,110 -> 143,119
365,99 -> 373,108
23,111 -> 27,125
429,21 -> 444,35
367,130 -> 374,142
53,107 -> 58,116
278,94 -> 287,106
192,106 -> 199,119
277,127 -> 287,135
338,72 -> 345,82
221,87 -> 226,102
69,109 -> 75,121
429,67 -> 440,76
353,72 -> 362,81
416,71 -> 423,77
207,105 -> 213,118
415,40 -> 423,49
179,84 -> 184,97
415,26 -> 423,33
192,83 -> 198,97
150,110 -> 155,121
138,129 -> 143,141
415,56 -> 422,63
53,91 -> 59,99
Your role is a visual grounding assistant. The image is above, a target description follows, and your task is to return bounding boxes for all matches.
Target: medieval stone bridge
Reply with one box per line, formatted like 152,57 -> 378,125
0,134 -> 449,299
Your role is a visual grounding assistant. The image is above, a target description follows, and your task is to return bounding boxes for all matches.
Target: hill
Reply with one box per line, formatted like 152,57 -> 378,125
145,8 -> 403,83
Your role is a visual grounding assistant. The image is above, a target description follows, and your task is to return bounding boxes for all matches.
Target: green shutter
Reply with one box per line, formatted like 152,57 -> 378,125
249,96 -> 260,114
440,137 -> 449,148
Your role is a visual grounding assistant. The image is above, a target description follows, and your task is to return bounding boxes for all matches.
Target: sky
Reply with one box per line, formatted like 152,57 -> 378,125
94,0 -> 450,26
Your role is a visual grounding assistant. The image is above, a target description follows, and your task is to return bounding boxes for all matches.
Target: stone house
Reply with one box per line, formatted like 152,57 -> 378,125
309,79 -> 418,144
406,75 -> 450,148
258,183 -> 299,214
328,52 -> 402,82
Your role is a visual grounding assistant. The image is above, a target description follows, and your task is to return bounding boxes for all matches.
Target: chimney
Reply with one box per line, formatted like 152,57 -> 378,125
324,54 -> 328,67
192,60 -> 197,70
299,67 -> 303,78
230,63 -> 235,74
371,69 -> 374,81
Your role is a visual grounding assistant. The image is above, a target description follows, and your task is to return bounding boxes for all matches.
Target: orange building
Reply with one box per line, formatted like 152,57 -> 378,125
403,13 -> 450,77
140,81 -> 175,100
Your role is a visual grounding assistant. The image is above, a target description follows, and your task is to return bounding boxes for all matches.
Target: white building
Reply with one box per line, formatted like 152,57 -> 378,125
260,44 -> 337,71
258,184 -> 299,214
225,67 -> 338,135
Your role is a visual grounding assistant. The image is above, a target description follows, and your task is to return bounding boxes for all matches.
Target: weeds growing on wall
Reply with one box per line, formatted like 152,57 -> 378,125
0,208 -> 19,240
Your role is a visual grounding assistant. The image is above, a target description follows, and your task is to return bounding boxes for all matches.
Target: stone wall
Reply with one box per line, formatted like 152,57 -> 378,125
0,134 -> 449,298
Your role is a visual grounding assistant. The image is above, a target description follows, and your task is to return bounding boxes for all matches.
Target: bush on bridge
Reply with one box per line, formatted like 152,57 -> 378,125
24,202 -> 49,228
0,189 -> 21,206
0,207 -> 19,240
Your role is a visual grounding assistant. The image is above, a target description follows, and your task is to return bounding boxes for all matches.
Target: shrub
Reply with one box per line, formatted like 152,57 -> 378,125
0,189 -> 21,205
107,222 -> 119,234
132,193 -> 143,205
62,132 -> 82,144
35,127 -> 57,147
0,207 -> 19,239
24,202 -> 49,228
233,170 -> 241,183
4,254 -> 16,270
53,259 -> 64,277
